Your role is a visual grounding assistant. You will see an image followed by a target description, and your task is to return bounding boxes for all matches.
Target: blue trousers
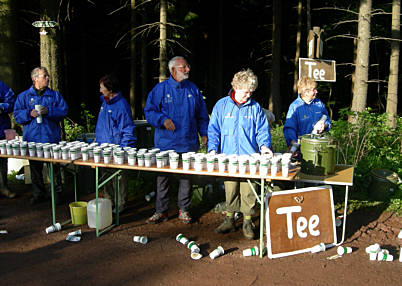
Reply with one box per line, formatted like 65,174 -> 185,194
155,175 -> 192,213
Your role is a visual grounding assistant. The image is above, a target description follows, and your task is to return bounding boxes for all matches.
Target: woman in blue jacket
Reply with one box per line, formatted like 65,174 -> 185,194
208,69 -> 273,240
95,74 -> 137,213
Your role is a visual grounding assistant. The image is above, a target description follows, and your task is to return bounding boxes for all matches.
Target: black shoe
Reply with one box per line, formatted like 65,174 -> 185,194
242,219 -> 255,240
215,216 -> 236,234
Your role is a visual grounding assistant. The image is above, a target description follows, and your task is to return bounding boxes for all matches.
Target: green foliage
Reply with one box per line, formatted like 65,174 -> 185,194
80,103 -> 96,133
7,170 -> 24,185
329,109 -> 402,210
63,103 -> 96,141
270,124 -> 288,153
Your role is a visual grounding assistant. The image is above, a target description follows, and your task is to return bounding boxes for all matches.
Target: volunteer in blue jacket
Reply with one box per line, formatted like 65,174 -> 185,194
14,67 -> 68,205
283,76 -> 330,148
0,80 -> 17,199
208,69 -> 273,240
144,56 -> 209,224
95,74 -> 137,213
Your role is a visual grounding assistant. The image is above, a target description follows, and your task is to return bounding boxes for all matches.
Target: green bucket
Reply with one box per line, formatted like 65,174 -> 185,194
369,169 -> 398,201
69,201 -> 88,225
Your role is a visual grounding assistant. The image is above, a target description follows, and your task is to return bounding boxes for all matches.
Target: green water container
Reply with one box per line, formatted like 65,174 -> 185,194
300,134 -> 336,176
369,169 -> 399,201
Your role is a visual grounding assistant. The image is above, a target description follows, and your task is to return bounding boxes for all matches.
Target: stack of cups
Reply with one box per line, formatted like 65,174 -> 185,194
81,147 -> 89,161
238,155 -> 249,175
271,157 -> 279,176
127,150 -> 136,166
249,156 -> 258,175
281,153 -> 292,177
0,141 -> 6,155
206,155 -> 215,172
6,142 -> 12,155
137,152 -> 145,167
93,148 -> 101,163
259,156 -> 269,176
36,144 -> 44,157
61,146 -> 69,160
169,152 -> 179,169
182,153 -> 191,170
69,147 -> 78,160
115,150 -> 125,164
20,142 -> 28,156
144,152 -> 152,167
189,152 -> 196,169
194,154 -> 204,172
43,145 -> 51,158
103,148 -> 111,164
228,155 -> 238,174
28,143 -> 36,157
53,146 -> 61,159
217,155 -> 227,173
12,143 -> 20,156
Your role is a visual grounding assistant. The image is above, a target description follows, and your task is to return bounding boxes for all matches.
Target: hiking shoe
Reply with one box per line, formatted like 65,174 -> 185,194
215,216 -> 235,234
0,188 -> 16,199
242,219 -> 255,240
146,212 -> 168,224
178,210 -> 192,224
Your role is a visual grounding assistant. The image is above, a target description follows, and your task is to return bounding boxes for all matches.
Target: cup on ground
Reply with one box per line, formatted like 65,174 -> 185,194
133,235 -> 148,244
243,246 -> 259,257
209,246 -> 225,259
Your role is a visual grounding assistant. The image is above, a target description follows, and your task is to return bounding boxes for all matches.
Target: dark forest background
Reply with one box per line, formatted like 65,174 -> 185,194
5,0 -> 401,124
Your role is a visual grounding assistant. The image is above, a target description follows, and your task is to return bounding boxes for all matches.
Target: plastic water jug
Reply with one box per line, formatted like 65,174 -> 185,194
87,198 -> 113,229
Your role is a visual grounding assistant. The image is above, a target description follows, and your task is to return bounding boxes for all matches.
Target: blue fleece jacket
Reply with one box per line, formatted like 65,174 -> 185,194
0,81 -> 16,139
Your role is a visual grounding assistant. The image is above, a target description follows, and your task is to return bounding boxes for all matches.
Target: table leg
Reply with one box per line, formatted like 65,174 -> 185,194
96,166 -> 99,237
47,162 -> 56,225
259,178 -> 265,258
336,185 -> 349,246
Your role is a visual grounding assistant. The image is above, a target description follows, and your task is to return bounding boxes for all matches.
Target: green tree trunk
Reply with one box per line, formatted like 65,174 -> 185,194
159,0 -> 167,82
130,0 -> 137,117
270,0 -> 282,120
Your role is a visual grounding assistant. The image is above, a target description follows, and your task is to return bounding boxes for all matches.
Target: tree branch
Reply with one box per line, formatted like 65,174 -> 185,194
326,34 -> 357,41
313,7 -> 358,15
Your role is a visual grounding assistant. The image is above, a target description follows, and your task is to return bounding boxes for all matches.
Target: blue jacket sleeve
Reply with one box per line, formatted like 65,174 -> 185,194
207,103 -> 221,153
0,82 -> 16,114
144,86 -> 168,129
283,104 -> 298,146
13,92 -> 33,125
45,91 -> 68,121
195,90 -> 209,137
255,107 -> 273,150
118,108 -> 137,148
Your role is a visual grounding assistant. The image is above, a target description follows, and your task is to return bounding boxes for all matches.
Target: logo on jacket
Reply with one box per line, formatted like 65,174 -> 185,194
188,94 -> 192,98
108,110 -> 112,113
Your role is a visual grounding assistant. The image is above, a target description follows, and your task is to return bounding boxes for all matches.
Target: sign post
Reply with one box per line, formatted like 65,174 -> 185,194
299,58 -> 336,82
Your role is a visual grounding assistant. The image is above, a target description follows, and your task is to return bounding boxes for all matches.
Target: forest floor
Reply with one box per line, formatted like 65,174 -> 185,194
1,181 -> 401,286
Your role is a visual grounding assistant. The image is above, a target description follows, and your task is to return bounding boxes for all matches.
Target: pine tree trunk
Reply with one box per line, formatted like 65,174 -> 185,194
130,0 -> 137,117
40,0 -> 62,93
0,0 -> 17,88
159,0 -> 167,82
386,0 -> 400,128
270,0 -> 281,119
292,0 -> 303,95
351,0 -> 372,115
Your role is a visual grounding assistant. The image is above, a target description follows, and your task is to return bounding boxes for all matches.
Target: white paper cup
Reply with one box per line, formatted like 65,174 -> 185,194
66,235 -> 81,242
169,153 -> 179,169
35,105 -> 42,124
209,246 -> 224,259
156,153 -> 164,168
133,235 -> 148,244
45,222 -> 61,234
337,246 -> 352,255
6,144 -> 12,155
145,191 -> 155,202
206,155 -> 215,172
12,146 -> 20,156
281,162 -> 289,177
20,146 -> 27,156
68,229 -> 82,236
228,156 -> 238,174
137,154 -> 145,167
188,241 -> 200,253
243,246 -> 259,257
377,251 -> 393,261
311,243 -> 326,253
238,156 -> 249,174
36,149 -> 44,158
271,162 -> 278,176
176,233 -> 189,245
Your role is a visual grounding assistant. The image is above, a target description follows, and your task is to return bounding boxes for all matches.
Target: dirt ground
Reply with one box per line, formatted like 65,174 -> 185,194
1,181 -> 401,286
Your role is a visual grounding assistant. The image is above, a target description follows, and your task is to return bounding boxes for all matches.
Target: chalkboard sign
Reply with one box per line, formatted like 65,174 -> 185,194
265,186 -> 337,259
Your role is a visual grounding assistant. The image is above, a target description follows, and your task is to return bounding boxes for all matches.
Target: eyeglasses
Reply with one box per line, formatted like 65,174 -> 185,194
37,74 -> 49,78
175,65 -> 191,70
305,88 -> 317,94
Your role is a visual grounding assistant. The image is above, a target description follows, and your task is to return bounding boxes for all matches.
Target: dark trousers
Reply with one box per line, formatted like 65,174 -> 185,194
155,175 -> 192,213
30,161 -> 62,199
0,158 -> 7,189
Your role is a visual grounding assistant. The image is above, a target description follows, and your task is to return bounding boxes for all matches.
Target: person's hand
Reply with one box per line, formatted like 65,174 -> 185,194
39,106 -> 48,115
201,136 -> 208,147
30,109 -> 40,118
315,121 -> 326,134
260,146 -> 273,157
209,150 -> 216,155
163,118 -> 175,131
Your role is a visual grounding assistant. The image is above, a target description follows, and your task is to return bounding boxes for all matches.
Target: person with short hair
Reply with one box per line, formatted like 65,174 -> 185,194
14,67 -> 68,205
283,76 -> 331,147
208,69 -> 273,240
0,80 -> 16,199
95,74 -> 137,213
144,56 -> 209,224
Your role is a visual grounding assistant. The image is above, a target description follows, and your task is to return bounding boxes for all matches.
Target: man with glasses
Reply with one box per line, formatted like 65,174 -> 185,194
283,76 -> 331,149
14,67 -> 68,205
144,56 -> 209,224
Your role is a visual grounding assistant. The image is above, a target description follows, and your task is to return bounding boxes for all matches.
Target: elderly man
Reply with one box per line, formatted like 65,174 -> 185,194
14,67 -> 68,205
144,56 -> 209,224
0,80 -> 17,199
208,69 -> 273,240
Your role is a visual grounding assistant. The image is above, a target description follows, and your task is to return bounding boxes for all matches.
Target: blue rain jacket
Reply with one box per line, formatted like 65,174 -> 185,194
283,95 -> 331,146
208,91 -> 272,155
95,92 -> 137,147
0,81 -> 16,139
144,75 -> 209,152
13,86 -> 68,143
